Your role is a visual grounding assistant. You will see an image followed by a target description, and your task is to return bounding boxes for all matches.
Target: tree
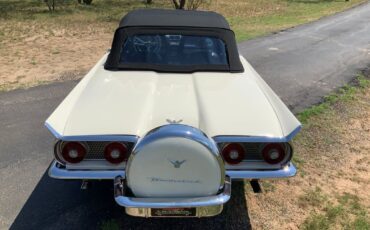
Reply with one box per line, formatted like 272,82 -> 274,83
77,0 -> 93,5
83,0 -> 93,4
171,0 -> 209,10
44,0 -> 55,12
171,0 -> 186,9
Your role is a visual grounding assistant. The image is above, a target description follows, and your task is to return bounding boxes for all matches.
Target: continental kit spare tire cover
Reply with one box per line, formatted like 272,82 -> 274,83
126,124 -> 224,198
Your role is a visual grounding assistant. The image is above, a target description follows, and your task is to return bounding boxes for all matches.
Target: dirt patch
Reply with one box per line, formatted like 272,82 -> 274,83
245,80 -> 370,229
0,21 -> 112,89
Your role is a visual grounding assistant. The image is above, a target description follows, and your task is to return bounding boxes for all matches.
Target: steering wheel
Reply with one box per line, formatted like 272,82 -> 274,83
133,35 -> 162,54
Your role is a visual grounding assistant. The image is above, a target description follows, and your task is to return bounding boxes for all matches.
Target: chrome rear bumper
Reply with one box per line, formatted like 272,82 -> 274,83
114,176 -> 231,208
114,176 -> 231,217
48,160 -> 296,180
48,161 -> 296,217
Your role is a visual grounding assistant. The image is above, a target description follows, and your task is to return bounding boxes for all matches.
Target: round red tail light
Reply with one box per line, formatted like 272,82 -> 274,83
262,143 -> 286,164
222,143 -> 245,164
104,142 -> 128,164
61,142 -> 86,163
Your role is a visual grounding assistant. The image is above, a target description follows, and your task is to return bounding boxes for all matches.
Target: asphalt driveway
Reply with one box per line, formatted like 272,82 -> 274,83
1,2 -> 370,229
239,1 -> 370,112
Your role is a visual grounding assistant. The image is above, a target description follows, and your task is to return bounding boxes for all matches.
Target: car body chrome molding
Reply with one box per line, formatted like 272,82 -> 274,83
212,125 -> 302,143
114,176 -> 231,209
48,161 -> 125,180
45,122 -> 139,142
227,163 -> 296,179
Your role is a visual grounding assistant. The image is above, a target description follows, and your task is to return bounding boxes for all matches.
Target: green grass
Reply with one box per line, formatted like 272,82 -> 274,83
247,71 -> 370,229
297,74 -> 370,124
100,219 -> 120,230
298,187 -> 328,208
291,75 -> 370,162
260,180 -> 276,192
303,205 -> 346,230
292,152 -> 306,168
293,73 -> 370,229
303,213 -> 331,230
0,0 -> 170,23
302,193 -> 370,230
226,0 -> 366,41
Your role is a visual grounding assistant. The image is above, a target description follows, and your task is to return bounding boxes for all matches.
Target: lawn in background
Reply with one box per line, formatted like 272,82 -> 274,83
0,0 -> 367,89
0,0 -> 366,41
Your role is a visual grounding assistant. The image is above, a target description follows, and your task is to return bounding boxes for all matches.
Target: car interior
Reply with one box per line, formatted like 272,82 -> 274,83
119,34 -> 228,66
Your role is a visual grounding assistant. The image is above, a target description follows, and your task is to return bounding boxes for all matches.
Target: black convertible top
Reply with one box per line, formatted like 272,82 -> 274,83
119,9 -> 231,29
105,9 -> 244,73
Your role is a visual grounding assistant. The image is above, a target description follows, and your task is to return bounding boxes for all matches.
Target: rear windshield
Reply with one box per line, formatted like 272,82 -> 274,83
119,34 -> 228,66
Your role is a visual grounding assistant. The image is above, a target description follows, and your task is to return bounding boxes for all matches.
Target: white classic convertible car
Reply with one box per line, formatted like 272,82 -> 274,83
45,9 -> 301,218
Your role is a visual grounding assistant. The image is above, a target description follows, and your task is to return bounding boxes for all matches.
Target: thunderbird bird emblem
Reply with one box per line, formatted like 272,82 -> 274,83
166,119 -> 183,124
168,159 -> 186,168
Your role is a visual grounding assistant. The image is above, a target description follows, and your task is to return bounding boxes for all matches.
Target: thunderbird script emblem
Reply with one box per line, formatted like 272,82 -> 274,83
168,159 -> 186,168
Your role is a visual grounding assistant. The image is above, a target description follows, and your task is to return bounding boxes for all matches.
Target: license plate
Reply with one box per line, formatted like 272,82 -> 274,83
151,208 -> 196,217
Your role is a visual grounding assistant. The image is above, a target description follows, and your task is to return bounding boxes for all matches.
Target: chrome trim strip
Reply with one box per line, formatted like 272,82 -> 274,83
226,163 -> 296,179
212,125 -> 302,143
48,161 -> 125,180
44,122 -> 139,142
59,135 -> 139,142
114,176 -> 231,208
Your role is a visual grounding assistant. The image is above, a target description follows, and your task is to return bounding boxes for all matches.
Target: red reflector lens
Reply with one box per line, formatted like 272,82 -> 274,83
262,143 -> 285,164
222,143 -> 245,164
61,142 -> 86,163
104,142 -> 128,164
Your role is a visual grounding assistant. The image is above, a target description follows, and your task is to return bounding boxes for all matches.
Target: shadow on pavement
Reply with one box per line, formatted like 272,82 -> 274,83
11,167 -> 251,230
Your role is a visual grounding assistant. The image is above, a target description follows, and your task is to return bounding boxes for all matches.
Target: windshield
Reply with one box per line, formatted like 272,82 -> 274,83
119,34 -> 228,66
